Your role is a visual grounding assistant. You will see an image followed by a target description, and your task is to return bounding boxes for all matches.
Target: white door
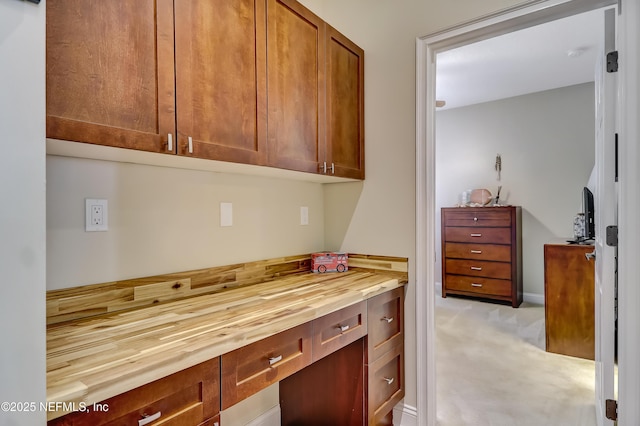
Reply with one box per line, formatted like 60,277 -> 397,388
594,7 -> 617,426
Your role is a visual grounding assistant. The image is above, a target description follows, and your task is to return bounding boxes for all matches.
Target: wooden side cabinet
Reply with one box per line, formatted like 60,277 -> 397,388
441,206 -> 523,307
48,358 -> 220,426
544,243 -> 595,360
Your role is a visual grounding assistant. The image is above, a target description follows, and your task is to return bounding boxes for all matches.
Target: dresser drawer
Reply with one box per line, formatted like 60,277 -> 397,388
367,287 -> 404,362
445,258 -> 511,279
221,322 -> 312,409
48,359 -> 220,426
444,227 -> 512,244
312,301 -> 367,362
444,242 -> 511,262
445,275 -> 512,297
442,209 -> 512,227
367,343 -> 404,426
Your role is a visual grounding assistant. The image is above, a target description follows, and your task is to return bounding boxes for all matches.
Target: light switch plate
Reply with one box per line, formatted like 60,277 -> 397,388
300,206 -> 309,225
220,202 -> 233,227
86,198 -> 108,232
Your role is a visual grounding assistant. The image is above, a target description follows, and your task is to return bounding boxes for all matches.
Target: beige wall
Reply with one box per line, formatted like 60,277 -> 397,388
436,83 -> 596,297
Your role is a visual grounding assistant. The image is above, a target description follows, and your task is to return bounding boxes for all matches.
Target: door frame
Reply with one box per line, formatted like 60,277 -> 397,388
415,0 -> 637,425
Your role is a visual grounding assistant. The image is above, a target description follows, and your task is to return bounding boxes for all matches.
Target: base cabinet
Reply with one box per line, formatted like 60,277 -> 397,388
48,358 -> 220,426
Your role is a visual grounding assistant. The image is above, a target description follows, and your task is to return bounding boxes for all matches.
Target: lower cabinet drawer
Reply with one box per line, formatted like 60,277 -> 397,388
444,258 -> 511,279
445,274 -> 512,297
367,287 -> 404,362
221,322 -> 312,409
367,344 -> 404,426
48,358 -> 220,426
198,414 -> 220,426
312,301 -> 367,362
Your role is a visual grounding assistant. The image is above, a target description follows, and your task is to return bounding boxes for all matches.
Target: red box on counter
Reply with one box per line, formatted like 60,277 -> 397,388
311,252 -> 348,273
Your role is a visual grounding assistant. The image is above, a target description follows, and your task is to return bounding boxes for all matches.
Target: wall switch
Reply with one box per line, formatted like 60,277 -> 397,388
86,199 -> 108,232
220,202 -> 233,227
300,206 -> 309,225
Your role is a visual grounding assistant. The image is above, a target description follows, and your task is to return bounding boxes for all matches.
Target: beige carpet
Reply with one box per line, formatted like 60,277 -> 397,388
436,291 -> 596,426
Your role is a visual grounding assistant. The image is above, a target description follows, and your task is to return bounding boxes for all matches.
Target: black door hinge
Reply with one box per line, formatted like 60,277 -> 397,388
606,399 -> 618,421
606,226 -> 618,247
607,51 -> 619,73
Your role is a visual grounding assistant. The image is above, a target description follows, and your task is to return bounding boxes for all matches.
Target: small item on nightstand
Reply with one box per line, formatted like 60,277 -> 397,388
573,213 -> 586,240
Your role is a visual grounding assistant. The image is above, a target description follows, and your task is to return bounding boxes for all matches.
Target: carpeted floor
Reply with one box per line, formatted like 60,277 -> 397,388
436,291 -> 596,426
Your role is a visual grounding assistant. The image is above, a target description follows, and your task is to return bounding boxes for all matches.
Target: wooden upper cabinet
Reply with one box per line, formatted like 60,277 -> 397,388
266,0 -> 326,174
326,26 -> 365,180
174,0 -> 268,164
46,0 -> 176,153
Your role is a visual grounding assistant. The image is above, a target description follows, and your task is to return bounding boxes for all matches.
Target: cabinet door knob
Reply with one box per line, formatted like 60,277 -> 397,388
473,217 -> 478,222
383,377 -> 394,385
268,355 -> 283,366
139,411 -> 161,426
381,316 -> 394,323
167,133 -> 173,151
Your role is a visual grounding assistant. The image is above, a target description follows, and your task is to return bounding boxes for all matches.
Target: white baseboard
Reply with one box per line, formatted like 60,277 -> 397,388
244,405 -> 280,426
523,292 -> 544,305
393,402 -> 418,426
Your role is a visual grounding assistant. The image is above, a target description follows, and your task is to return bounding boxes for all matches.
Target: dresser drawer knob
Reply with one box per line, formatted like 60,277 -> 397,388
268,355 -> 283,366
383,377 -> 395,385
470,233 -> 482,237
474,217 -> 478,222
139,411 -> 161,426
338,324 -> 350,333
470,250 -> 482,254
471,283 -> 483,288
381,316 -> 394,324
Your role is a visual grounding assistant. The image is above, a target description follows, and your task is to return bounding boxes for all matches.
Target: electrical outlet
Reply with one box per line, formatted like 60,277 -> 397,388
86,199 -> 108,232
300,206 -> 309,225
220,202 -> 233,227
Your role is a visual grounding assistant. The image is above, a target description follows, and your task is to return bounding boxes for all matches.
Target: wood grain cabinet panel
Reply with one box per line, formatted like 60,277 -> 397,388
48,358 -> 220,426
221,322 -> 312,409
544,243 -> 595,360
442,206 -> 522,307
46,0 -> 176,153
366,286 -> 404,363
312,301 -> 367,362
366,344 -> 404,426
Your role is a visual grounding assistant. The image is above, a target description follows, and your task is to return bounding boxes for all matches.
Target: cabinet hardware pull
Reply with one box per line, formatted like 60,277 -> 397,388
322,162 -> 327,174
338,324 -> 350,332
268,355 -> 283,366
470,233 -> 482,237
585,250 -> 596,261
167,133 -> 173,151
383,377 -> 394,385
473,217 -> 478,222
330,163 -> 335,174
139,411 -> 161,426
381,316 -> 394,323
470,266 -> 482,271
470,250 -> 482,254
188,136 -> 193,154
471,283 -> 482,287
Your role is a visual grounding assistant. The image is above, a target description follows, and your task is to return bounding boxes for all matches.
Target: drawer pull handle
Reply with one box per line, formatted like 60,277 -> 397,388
470,266 -> 482,271
383,377 -> 395,385
139,411 -> 161,426
188,136 -> 193,154
471,283 -> 483,287
338,324 -> 350,333
167,133 -> 173,151
268,355 -> 283,366
470,233 -> 482,237
381,316 -> 394,324
470,250 -> 482,254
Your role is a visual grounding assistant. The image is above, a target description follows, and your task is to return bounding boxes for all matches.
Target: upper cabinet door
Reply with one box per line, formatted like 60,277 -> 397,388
46,0 -> 176,153
174,0 -> 268,165
326,27 -> 365,180
266,0 -> 326,174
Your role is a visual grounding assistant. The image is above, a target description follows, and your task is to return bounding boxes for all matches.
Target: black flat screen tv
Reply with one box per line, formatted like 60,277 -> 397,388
583,187 -> 595,240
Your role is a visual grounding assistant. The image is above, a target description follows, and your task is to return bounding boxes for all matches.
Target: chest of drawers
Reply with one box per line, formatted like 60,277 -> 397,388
441,206 -> 522,307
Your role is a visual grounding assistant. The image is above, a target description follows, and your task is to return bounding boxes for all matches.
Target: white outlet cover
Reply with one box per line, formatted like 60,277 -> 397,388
86,198 -> 108,232
220,202 -> 233,227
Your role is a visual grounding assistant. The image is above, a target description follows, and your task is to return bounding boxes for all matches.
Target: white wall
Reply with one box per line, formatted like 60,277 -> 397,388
0,1 -> 47,425
47,156 -> 325,290
435,83 -> 596,296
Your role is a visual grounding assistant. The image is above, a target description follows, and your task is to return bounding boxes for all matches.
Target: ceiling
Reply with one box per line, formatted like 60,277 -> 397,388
435,8 -> 610,110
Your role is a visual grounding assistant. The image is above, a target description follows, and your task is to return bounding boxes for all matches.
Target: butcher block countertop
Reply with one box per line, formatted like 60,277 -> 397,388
46,254 -> 408,420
